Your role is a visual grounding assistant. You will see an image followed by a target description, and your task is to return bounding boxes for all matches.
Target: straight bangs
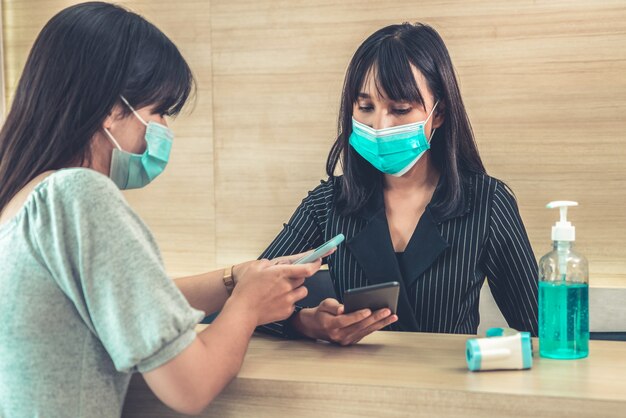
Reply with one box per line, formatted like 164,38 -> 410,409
351,36 -> 425,108
122,29 -> 194,116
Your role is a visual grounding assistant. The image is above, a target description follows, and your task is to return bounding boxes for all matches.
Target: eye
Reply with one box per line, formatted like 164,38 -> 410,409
358,105 -> 374,112
392,108 -> 412,115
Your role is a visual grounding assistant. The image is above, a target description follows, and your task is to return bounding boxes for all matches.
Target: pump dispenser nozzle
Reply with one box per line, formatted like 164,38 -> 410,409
547,201 -> 577,242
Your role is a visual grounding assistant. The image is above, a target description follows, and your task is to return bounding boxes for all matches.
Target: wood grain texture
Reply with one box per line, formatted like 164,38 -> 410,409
3,1 -> 626,284
1,0 -> 215,276
117,1 -> 215,277
210,0 -> 626,285
121,329 -> 626,418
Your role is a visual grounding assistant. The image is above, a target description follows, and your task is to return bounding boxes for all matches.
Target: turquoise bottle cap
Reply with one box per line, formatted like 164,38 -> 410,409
466,339 -> 482,371
520,332 -> 533,369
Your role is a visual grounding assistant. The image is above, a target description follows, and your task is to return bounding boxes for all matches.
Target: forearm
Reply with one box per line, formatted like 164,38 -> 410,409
174,269 -> 229,316
145,259 -> 318,414
185,297 -> 258,408
195,297 -> 258,387
143,296 -> 257,415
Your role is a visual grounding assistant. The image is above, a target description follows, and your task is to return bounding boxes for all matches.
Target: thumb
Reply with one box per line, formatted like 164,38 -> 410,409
318,298 -> 343,315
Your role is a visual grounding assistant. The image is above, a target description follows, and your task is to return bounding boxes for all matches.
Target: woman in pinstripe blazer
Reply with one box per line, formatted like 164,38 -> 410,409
260,23 -> 538,344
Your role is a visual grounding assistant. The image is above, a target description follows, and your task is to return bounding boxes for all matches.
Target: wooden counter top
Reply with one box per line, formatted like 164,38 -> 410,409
122,328 -> 626,418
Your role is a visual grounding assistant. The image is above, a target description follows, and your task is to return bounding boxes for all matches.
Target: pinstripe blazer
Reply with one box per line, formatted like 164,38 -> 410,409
260,173 -> 538,336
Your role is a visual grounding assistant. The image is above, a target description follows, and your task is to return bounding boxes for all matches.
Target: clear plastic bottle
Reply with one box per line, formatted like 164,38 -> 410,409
538,201 -> 589,359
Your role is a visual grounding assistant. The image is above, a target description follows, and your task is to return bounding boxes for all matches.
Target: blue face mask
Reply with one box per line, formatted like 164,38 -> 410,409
349,101 -> 438,176
104,96 -> 173,190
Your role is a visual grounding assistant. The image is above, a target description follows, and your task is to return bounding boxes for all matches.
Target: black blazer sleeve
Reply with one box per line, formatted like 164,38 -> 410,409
483,182 -> 539,336
256,180 -> 332,338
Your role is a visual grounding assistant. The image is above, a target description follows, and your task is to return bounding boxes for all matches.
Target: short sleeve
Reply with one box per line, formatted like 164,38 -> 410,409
27,169 -> 204,373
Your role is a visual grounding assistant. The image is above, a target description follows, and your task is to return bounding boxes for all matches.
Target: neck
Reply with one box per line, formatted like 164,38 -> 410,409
383,152 -> 439,193
85,132 -> 114,177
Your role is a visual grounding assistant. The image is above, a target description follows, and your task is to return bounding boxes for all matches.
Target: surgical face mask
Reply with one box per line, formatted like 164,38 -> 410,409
349,101 -> 439,177
103,96 -> 173,190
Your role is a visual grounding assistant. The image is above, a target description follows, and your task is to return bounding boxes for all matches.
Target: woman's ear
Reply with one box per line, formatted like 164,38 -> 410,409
102,104 -> 125,130
102,113 -> 115,131
432,101 -> 445,129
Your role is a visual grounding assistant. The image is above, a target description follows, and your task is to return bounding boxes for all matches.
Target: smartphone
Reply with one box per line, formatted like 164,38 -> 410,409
343,281 -> 400,314
293,234 -> 345,265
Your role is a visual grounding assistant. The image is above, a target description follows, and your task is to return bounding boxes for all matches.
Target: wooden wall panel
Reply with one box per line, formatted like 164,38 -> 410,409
3,1 -> 626,284
211,0 -> 626,284
1,0 -> 215,276
117,1 -> 215,277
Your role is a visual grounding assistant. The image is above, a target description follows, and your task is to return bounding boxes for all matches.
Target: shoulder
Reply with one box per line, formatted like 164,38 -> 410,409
291,176 -> 344,222
310,176 -> 339,194
42,167 -> 120,194
33,168 -> 130,217
465,173 -> 522,228
302,176 -> 339,204
457,172 -> 521,224
466,172 -> 516,206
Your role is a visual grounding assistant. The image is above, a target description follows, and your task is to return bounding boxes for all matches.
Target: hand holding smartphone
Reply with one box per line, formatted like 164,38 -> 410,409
293,234 -> 345,264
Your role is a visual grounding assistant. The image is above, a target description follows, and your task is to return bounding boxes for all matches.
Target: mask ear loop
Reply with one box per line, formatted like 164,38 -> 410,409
103,95 -> 148,151
426,101 -> 440,143
428,128 -> 437,142
103,127 -> 122,150
120,95 -> 149,126
424,101 -> 439,123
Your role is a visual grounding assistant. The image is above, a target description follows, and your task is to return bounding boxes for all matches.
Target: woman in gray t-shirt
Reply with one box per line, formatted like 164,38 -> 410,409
0,3 -> 320,417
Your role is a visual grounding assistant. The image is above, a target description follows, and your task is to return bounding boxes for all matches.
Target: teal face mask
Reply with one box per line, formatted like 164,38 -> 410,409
349,101 -> 438,176
104,96 -> 173,190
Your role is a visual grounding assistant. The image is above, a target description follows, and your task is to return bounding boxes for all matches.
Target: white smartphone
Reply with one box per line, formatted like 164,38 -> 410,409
293,234 -> 345,264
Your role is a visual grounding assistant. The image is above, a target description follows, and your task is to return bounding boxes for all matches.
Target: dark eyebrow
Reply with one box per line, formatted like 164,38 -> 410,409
357,93 -> 371,99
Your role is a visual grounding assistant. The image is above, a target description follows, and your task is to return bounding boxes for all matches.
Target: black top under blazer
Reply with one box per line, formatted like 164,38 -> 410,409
260,173 -> 539,336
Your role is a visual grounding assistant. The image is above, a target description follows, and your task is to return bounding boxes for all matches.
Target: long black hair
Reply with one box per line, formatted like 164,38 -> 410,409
327,23 -> 485,217
0,1 -> 194,212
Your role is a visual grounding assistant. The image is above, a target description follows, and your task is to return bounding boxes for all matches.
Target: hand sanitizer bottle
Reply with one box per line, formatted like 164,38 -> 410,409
539,201 -> 589,359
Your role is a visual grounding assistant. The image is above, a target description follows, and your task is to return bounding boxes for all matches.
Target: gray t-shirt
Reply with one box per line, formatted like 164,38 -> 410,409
0,168 -> 204,418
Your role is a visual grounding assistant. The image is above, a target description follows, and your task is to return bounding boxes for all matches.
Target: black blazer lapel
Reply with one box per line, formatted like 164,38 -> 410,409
399,206 -> 450,289
346,206 -> 420,332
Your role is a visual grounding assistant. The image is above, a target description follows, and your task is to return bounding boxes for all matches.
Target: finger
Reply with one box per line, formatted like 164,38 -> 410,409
288,276 -> 306,289
355,314 -> 398,339
271,260 -> 321,278
328,308 -> 372,329
279,250 -> 313,265
271,253 -> 300,265
338,308 -> 392,335
289,286 -> 308,303
344,314 -> 398,345
283,247 -> 336,264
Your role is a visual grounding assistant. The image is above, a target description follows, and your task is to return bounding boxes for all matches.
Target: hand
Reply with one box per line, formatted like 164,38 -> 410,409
228,258 -> 321,326
292,298 -> 398,345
